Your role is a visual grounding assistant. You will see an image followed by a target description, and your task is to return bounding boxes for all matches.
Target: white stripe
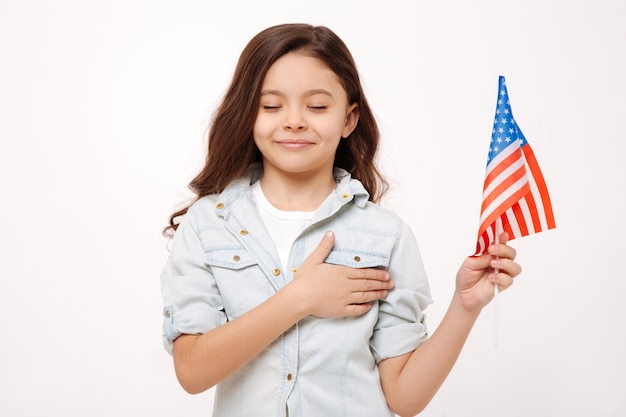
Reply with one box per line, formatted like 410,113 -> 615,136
477,224 -> 495,255
504,207 -> 522,237
517,197 -> 536,234
477,237 -> 487,255
482,156 -> 525,200
479,174 -> 528,225
525,160 -> 550,231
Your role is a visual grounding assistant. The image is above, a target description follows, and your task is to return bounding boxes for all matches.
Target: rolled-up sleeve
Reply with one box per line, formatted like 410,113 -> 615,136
370,222 -> 432,363
161,210 -> 227,355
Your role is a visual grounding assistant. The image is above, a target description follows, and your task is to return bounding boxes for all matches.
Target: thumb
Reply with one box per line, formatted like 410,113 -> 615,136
464,253 -> 491,271
303,231 -> 335,266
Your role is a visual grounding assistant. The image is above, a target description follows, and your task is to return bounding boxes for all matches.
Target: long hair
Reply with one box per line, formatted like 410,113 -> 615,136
165,23 -> 388,236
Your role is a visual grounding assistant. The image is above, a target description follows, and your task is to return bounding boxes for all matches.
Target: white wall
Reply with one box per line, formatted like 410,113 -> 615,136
1,0 -> 624,416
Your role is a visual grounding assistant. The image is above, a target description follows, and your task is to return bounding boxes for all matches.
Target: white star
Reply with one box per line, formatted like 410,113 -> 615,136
500,89 -> 506,96
493,146 -> 499,152
498,127 -> 504,133
509,128 -> 515,134
496,109 -> 500,115
496,137 -> 503,143
500,118 -> 507,124
503,108 -> 510,114
505,136 -> 511,142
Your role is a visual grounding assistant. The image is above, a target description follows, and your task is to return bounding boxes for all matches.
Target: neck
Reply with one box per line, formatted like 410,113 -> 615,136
259,167 -> 336,211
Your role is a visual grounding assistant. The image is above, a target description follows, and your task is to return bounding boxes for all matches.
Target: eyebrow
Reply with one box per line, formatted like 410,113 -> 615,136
259,89 -> 334,98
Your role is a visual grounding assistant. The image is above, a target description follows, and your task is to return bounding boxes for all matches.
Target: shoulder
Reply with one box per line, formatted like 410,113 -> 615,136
185,173 -> 255,221
335,173 -> 410,234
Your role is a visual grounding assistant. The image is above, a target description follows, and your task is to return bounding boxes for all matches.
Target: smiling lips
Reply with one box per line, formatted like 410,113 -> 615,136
275,139 -> 314,150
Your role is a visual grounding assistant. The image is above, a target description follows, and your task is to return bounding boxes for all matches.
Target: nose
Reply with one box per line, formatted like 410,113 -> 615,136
283,107 -> 307,131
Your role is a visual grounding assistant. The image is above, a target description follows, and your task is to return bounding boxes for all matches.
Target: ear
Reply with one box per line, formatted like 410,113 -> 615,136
341,103 -> 359,138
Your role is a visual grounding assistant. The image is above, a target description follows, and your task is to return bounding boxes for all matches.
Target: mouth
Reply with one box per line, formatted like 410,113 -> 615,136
275,139 -> 314,150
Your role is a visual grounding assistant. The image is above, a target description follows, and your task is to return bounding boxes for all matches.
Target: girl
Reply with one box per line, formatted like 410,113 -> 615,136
161,23 -> 520,417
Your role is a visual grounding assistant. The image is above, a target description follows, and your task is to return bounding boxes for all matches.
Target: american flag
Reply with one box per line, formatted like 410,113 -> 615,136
476,76 -> 555,255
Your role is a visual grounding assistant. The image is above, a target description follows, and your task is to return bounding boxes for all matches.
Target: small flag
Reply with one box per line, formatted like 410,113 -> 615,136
476,76 -> 555,255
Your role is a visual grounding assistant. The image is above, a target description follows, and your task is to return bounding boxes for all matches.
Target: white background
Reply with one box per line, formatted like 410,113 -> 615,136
1,0 -> 624,416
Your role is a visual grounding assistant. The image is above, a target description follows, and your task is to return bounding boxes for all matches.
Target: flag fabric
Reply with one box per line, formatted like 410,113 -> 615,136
475,76 -> 555,255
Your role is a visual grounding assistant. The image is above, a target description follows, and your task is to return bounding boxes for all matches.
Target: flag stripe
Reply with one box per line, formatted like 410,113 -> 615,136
479,176 -> 529,231
505,206 -> 522,237
481,163 -> 527,213
501,212 -> 514,237
522,144 -> 556,229
483,141 -> 523,191
511,201 -> 529,235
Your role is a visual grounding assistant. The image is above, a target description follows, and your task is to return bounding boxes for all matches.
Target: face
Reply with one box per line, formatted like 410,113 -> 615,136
253,52 -> 358,181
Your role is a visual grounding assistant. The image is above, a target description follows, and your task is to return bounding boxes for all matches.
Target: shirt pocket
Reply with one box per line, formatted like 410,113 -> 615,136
201,230 -> 274,320
324,231 -> 396,269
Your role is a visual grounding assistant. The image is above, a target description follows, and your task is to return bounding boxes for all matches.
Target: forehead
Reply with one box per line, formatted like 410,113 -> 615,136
261,52 -> 345,94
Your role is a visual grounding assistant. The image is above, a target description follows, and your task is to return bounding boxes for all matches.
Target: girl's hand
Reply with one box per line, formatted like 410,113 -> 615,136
455,232 -> 522,315
289,231 -> 394,318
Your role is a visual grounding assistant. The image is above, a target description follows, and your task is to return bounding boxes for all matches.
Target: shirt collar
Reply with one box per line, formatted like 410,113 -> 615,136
216,163 -> 370,216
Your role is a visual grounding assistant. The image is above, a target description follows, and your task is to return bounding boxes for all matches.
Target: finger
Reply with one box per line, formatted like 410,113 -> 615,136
464,253 -> 492,270
352,289 -> 390,304
348,268 -> 391,282
498,232 -> 510,245
351,277 -> 394,293
343,303 -> 373,316
489,270 -> 515,289
490,258 -> 522,278
488,242 -> 517,260
302,231 -> 335,266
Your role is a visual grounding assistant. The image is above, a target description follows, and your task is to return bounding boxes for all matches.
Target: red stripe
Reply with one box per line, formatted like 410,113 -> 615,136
501,213 -> 514,237
523,144 -> 556,229
476,231 -> 488,254
481,164 -> 527,213
524,192 -> 542,233
478,182 -> 530,236
511,202 -> 529,236
484,149 -> 523,190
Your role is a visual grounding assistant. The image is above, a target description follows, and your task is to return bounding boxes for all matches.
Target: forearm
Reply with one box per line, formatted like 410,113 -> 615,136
380,294 -> 481,416
173,282 -> 308,394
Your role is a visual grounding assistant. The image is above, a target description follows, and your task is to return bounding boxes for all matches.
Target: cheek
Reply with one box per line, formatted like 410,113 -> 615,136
252,116 -> 271,139
317,114 -> 348,138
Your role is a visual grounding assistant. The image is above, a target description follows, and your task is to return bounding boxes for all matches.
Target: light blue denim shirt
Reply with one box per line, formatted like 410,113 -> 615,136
161,165 -> 432,417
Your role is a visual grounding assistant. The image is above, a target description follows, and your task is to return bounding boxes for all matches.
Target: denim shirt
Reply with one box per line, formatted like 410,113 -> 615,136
161,165 -> 432,417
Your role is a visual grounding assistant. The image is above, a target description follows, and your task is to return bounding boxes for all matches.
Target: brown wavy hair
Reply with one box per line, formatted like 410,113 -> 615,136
164,23 -> 388,236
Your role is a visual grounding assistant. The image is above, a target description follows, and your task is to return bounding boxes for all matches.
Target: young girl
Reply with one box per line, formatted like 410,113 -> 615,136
161,23 -> 521,417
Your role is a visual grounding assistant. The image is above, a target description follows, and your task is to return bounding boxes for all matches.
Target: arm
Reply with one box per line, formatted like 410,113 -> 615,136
379,233 -> 521,417
173,231 -> 394,394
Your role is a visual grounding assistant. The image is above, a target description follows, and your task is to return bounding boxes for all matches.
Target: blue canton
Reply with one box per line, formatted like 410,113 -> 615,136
487,76 -> 527,166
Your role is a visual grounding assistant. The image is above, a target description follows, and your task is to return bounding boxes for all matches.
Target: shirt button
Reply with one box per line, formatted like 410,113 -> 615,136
354,256 -> 361,262
287,373 -> 293,381
272,268 -> 281,276
216,203 -> 224,209
291,266 -> 297,273
165,310 -> 171,318
233,255 -> 240,262
240,230 -> 249,236
342,193 -> 349,199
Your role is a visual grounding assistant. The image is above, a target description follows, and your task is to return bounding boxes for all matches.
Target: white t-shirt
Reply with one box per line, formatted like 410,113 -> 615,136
252,182 -> 315,272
